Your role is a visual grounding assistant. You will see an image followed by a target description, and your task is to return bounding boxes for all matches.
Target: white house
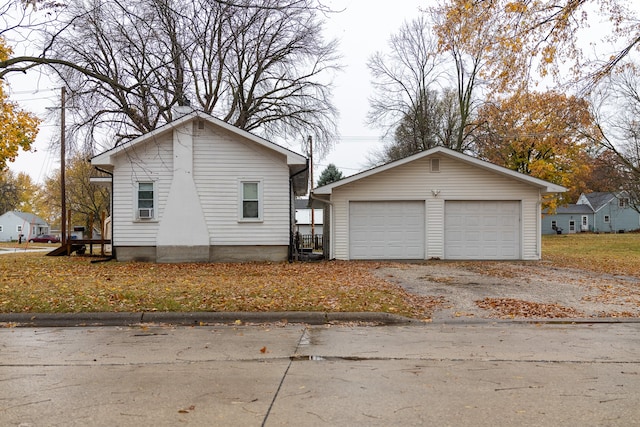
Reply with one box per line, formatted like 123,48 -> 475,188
0,211 -> 49,242
91,108 -> 308,263
312,147 -> 566,261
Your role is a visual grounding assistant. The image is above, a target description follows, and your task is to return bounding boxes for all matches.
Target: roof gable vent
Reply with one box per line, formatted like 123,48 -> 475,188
430,158 -> 440,172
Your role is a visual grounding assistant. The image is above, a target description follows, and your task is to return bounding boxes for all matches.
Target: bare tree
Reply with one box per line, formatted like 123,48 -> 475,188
591,65 -> 640,212
367,16 -> 449,156
1,0 -> 341,154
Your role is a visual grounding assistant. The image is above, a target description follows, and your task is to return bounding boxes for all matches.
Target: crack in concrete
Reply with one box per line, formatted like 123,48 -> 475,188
261,327 -> 309,427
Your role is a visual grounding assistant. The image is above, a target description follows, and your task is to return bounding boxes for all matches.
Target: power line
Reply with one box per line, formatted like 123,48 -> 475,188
8,87 -> 59,95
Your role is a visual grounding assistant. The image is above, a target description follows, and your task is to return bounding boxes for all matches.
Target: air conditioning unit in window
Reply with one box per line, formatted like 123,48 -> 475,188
138,208 -> 153,219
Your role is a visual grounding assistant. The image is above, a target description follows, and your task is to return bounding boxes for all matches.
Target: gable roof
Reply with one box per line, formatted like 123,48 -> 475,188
2,211 -> 48,225
579,192 -> 617,212
313,146 -> 567,195
91,109 -> 307,168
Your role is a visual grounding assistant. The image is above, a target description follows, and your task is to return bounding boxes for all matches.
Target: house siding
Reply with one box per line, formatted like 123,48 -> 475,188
193,124 -> 291,246
111,134 -> 174,247
329,155 -> 542,260
109,122 -> 292,256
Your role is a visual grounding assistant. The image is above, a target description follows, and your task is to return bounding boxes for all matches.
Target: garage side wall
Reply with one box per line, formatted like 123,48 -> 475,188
329,155 -> 542,260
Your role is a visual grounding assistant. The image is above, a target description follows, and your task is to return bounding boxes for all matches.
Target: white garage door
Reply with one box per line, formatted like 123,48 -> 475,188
349,201 -> 425,259
445,201 -> 520,260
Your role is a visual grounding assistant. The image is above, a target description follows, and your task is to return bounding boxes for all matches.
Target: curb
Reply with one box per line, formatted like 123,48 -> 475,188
1,313 -> 637,328
0,311 -> 422,328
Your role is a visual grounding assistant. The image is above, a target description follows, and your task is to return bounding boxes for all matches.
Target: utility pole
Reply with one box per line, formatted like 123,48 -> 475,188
308,135 -> 315,246
60,87 -> 66,245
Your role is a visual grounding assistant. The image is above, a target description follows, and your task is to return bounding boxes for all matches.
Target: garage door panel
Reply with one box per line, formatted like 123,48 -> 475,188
349,201 -> 425,260
445,201 -> 520,260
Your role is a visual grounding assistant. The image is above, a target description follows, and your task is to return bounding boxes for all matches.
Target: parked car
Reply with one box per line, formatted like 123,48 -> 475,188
29,234 -> 60,243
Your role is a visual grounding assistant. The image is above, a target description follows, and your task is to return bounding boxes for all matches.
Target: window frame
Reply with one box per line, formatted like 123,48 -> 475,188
0,225 -> 3,233
238,179 -> 263,222
135,181 -> 157,221
604,215 -> 610,223
619,198 -> 629,208
16,225 -> 23,233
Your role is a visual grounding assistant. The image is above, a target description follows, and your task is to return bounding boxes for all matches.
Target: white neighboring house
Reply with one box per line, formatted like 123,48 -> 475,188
91,107 -> 308,263
0,211 -> 49,242
294,198 -> 323,236
313,146 -> 566,261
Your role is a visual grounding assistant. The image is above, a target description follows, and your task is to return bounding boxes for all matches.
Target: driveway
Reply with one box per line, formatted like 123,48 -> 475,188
374,261 -> 640,320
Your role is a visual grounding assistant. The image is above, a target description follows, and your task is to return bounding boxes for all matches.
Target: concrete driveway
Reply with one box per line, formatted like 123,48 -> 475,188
375,261 -> 640,320
1,320 -> 639,426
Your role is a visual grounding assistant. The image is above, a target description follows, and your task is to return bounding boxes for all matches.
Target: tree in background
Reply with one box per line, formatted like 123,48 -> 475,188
0,0 -> 340,155
375,89 -> 461,163
316,163 -> 343,187
38,154 -> 110,233
431,1 -> 505,150
591,65 -> 640,212
367,16 -> 451,159
433,0 -> 640,92
473,91 -> 598,208
0,170 -> 20,213
0,170 -> 39,214
0,37 -> 39,171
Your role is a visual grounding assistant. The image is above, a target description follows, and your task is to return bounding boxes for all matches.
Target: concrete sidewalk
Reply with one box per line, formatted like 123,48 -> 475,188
0,320 -> 639,426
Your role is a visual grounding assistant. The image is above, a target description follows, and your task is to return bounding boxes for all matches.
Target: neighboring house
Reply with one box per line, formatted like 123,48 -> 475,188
91,107 -> 308,263
294,198 -> 323,236
542,192 -> 640,234
312,146 -> 566,261
0,211 -> 49,242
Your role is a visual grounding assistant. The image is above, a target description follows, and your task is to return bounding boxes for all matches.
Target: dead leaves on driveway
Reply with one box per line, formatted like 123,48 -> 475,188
476,298 -> 585,319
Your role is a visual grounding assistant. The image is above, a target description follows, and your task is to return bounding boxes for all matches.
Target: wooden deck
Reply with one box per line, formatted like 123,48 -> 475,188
47,239 -> 112,257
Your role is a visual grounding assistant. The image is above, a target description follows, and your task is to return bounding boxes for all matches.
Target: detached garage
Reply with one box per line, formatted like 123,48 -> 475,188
313,147 -> 565,261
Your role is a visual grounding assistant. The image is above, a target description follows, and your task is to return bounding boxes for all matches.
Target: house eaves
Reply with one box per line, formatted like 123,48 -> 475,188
313,146 -> 567,195
551,204 -> 594,215
91,109 -> 307,168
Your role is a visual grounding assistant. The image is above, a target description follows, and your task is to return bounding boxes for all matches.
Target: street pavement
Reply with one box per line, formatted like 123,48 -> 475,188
0,317 -> 639,426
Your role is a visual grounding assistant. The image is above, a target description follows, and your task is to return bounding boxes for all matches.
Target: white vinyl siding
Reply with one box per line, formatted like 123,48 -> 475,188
110,122 -> 292,247
111,133 -> 173,246
328,155 -> 541,260
193,125 -> 290,246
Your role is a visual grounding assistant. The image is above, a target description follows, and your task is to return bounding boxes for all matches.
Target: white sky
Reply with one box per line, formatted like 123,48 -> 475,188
6,0 -> 428,184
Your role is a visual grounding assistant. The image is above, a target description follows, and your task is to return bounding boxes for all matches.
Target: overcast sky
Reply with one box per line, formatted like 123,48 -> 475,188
6,0 -> 427,184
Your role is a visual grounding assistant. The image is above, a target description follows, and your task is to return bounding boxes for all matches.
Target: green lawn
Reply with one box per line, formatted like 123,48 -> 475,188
542,233 -> 640,276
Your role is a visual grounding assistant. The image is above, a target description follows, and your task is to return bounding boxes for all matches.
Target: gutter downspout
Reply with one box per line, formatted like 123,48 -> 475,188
288,160 -> 310,262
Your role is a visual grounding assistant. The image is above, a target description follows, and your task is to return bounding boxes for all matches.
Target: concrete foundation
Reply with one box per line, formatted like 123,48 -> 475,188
114,245 -> 288,263
157,245 -> 210,263
115,246 -> 157,262
209,245 -> 288,262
